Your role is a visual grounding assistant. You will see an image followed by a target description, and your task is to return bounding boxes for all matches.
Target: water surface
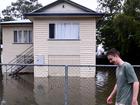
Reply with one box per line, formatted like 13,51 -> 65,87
0,69 -> 140,105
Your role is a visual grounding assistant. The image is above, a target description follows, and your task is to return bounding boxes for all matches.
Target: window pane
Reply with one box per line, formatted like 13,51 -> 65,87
64,23 -> 71,39
13,30 -> 32,43
24,30 -> 28,43
49,24 -> 55,39
71,23 -> 79,39
14,31 -> 17,43
23,30 -> 33,43
55,23 -> 79,39
55,23 -> 65,39
17,30 -> 22,43
29,30 -> 33,43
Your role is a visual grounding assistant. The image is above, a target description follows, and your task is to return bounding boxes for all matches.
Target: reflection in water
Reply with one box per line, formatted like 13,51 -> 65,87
80,78 -> 95,105
34,77 -> 95,105
96,69 -> 116,105
3,74 -> 38,105
34,78 -> 49,105
96,69 -> 140,105
1,69 -> 140,105
96,71 -> 108,90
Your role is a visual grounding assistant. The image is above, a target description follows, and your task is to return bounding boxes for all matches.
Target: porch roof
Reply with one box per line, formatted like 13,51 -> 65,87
0,19 -> 32,25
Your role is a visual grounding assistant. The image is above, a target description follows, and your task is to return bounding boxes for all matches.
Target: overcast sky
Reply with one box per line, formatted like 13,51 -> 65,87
0,0 -> 98,17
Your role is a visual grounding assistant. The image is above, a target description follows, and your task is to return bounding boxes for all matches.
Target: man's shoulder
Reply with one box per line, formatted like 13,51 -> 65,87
124,62 -> 132,66
123,62 -> 133,68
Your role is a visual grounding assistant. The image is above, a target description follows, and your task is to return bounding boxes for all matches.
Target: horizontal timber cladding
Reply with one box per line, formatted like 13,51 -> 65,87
48,55 -> 80,76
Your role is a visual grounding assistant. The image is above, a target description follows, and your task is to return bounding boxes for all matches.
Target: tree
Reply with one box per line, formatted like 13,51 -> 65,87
97,0 -> 140,64
113,14 -> 137,55
113,0 -> 140,63
123,0 -> 140,17
97,0 -> 123,14
96,0 -> 123,51
2,0 -> 42,20
123,0 -> 140,36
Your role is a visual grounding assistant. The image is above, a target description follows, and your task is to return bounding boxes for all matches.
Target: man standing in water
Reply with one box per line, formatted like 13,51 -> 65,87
106,48 -> 139,105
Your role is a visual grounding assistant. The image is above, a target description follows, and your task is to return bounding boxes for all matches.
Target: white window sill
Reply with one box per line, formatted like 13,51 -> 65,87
48,39 -> 80,41
13,43 -> 33,44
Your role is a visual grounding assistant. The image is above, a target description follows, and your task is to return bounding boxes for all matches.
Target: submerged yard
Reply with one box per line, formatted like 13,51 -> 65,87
0,67 -> 140,105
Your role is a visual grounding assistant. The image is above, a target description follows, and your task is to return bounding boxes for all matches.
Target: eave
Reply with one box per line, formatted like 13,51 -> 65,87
24,13 -> 104,17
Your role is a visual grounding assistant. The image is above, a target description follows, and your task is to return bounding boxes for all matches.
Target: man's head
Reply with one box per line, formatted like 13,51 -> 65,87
107,48 -> 121,65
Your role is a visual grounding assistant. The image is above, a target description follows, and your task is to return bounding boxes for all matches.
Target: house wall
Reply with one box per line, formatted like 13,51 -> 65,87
1,24 -> 33,72
80,18 -> 96,77
42,3 -> 87,13
33,17 -> 96,77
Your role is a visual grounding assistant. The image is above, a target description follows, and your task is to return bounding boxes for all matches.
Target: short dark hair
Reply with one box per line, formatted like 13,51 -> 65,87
107,48 -> 120,57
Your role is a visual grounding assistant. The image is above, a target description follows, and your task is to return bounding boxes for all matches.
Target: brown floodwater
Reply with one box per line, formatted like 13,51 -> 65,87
0,68 -> 140,105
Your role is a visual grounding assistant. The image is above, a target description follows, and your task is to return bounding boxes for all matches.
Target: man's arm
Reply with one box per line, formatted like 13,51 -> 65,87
107,84 -> 117,104
132,81 -> 139,105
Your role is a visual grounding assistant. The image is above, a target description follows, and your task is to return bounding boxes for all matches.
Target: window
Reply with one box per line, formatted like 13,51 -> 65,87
49,24 -> 55,39
49,22 -> 79,39
14,30 -> 33,43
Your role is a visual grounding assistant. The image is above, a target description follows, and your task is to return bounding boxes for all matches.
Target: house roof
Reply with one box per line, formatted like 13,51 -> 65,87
24,0 -> 104,17
0,19 -> 32,25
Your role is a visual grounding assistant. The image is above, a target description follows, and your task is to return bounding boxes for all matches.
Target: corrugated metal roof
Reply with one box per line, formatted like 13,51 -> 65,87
0,19 -> 32,25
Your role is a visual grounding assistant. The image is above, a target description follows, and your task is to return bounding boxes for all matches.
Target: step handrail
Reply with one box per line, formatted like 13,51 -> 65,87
8,45 -> 33,64
6,45 -> 33,73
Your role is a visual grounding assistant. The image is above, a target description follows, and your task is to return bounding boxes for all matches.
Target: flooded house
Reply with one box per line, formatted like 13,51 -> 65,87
1,0 -> 103,77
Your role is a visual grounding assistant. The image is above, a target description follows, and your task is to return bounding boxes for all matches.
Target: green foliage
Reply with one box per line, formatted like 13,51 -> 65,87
97,0 -> 140,63
123,0 -> 140,17
97,0 -> 123,51
112,14 -> 133,54
97,0 -> 123,14
2,0 -> 42,20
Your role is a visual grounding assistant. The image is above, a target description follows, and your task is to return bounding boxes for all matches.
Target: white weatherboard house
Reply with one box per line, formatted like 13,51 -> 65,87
1,0 -> 103,77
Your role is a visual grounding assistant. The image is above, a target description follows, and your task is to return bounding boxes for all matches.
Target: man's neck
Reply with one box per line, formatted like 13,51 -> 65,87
118,58 -> 124,66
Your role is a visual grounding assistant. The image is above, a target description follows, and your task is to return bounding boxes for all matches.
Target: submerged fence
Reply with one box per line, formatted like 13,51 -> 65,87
0,64 -> 140,105
0,63 -> 117,76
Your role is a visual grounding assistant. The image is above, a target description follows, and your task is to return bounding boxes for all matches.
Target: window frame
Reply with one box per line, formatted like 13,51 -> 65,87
49,22 -> 80,40
13,30 -> 33,44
